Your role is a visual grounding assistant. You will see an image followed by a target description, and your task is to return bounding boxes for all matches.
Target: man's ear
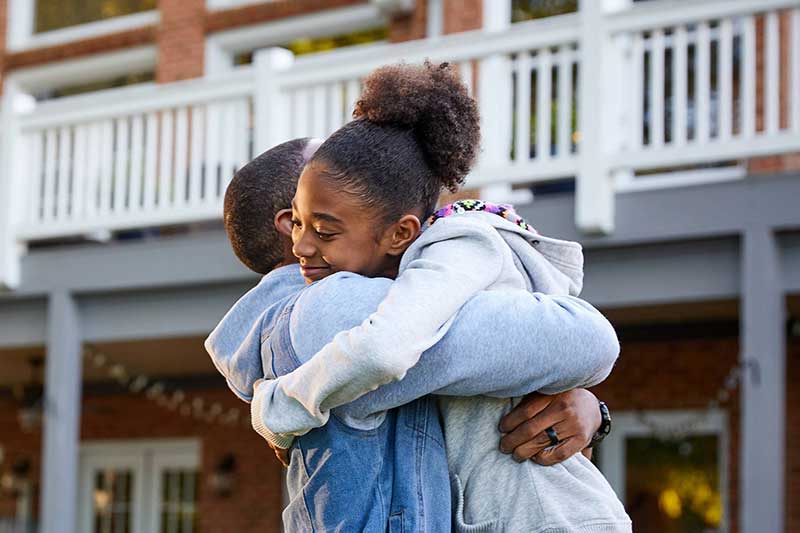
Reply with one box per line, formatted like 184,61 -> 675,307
385,214 -> 421,257
274,208 -> 294,237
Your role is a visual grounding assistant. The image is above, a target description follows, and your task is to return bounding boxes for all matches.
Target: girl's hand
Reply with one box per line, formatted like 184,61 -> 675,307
497,389 -> 601,465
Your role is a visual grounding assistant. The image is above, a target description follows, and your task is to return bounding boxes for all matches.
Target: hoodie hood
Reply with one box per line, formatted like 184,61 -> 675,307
455,211 -> 584,296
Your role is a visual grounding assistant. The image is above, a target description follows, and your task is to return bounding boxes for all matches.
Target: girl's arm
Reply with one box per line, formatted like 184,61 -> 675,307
251,217 -> 509,448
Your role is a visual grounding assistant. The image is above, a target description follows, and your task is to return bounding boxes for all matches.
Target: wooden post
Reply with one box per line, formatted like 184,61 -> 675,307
40,290 -> 83,533
253,47 -> 295,155
575,0 -> 631,233
740,227 -> 785,533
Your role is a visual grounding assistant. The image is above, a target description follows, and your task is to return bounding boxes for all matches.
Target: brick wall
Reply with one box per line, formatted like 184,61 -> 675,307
156,0 -> 206,83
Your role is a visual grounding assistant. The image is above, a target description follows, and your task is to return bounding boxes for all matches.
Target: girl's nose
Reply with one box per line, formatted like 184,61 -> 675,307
292,230 -> 316,259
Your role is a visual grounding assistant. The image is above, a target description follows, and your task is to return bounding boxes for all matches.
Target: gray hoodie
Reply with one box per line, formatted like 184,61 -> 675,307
250,211 -> 631,532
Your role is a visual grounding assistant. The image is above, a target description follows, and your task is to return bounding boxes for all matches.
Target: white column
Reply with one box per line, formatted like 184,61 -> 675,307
253,47 -> 295,155
740,228 -> 785,533
40,290 -> 83,533
575,0 -> 631,234
0,80 -> 28,289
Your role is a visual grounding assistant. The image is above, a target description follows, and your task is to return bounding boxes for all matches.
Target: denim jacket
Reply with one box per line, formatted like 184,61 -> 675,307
271,291 -> 450,531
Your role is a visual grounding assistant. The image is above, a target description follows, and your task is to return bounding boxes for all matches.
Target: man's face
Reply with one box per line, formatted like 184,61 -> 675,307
290,162 -> 396,284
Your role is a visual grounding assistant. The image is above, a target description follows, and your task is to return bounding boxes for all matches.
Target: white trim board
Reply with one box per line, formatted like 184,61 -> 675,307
205,3 -> 386,75
6,46 -> 157,95
7,6 -> 159,52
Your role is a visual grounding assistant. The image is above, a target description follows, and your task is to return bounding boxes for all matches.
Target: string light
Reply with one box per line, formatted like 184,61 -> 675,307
83,346 -> 251,430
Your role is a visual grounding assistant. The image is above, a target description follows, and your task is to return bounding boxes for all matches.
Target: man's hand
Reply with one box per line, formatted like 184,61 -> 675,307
498,389 -> 601,465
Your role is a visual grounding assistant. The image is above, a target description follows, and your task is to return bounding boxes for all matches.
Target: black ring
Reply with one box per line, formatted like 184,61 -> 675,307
545,426 -> 559,446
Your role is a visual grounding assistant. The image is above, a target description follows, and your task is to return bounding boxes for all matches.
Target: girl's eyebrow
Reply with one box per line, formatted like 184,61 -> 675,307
312,212 -> 343,224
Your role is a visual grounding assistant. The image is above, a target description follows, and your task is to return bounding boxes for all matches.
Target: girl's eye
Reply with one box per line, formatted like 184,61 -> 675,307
291,218 -> 302,229
316,231 -> 336,241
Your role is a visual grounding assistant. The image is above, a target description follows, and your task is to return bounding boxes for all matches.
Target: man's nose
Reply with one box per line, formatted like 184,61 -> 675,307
292,230 -> 316,259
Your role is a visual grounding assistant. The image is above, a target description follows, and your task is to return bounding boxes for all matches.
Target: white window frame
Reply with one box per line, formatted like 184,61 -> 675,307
599,409 -> 729,532
204,3 -> 386,76
78,439 -> 200,533
6,0 -> 159,53
207,0 -> 276,10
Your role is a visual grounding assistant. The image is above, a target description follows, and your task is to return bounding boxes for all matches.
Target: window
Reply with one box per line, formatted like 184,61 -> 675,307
34,0 -> 156,33
511,0 -> 577,23
79,440 -> 199,533
233,26 -> 388,65
598,410 -> 728,533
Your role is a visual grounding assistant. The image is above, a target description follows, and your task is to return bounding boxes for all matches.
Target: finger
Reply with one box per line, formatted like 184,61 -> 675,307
498,393 -> 552,433
532,437 -> 585,466
500,408 -> 567,454
509,419 -> 575,461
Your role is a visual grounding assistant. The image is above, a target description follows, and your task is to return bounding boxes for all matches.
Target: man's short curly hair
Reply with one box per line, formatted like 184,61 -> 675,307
223,138 -> 312,274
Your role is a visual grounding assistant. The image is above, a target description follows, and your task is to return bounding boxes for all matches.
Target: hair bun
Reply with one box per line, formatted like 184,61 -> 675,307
354,61 -> 480,192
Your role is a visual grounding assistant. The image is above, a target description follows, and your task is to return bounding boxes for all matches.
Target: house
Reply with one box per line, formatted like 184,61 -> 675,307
0,0 -> 798,531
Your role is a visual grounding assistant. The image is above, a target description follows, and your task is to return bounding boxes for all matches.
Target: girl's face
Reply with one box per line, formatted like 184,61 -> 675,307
291,163 -> 420,284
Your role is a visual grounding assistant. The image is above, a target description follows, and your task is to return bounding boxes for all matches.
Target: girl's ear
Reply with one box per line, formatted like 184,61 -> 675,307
385,214 -> 421,257
274,208 -> 294,237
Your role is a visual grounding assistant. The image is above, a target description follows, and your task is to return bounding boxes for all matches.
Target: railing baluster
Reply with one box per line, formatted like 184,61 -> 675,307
128,115 -> 144,212
765,11 -> 780,134
56,127 -> 71,221
173,108 -> 188,206
219,103 -> 236,194
113,118 -> 129,212
233,98 -> 250,170
556,45 -> 572,159
536,48 -> 553,161
649,29 -> 665,147
631,33 -> 645,148
293,89 -> 310,138
43,130 -> 57,222
159,110 -> 174,207
143,112 -> 158,211
328,82 -> 344,135
28,133 -> 43,223
345,80 -> 360,120
188,106 -> 204,205
695,21 -> 711,143
792,8 -> 800,133
204,104 -> 221,203
741,15 -> 756,138
718,18 -> 733,140
672,25 -> 688,146
312,85 -> 327,139
515,51 -> 531,164
85,123 -> 100,217
71,124 -> 87,220
459,61 -> 474,97
98,120 -> 113,216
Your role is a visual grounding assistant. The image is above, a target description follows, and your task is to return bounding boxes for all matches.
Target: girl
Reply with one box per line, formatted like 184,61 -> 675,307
252,61 -> 631,532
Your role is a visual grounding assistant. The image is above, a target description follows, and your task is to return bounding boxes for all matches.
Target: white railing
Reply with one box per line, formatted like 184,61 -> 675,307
0,0 -> 798,289
17,70 -> 254,239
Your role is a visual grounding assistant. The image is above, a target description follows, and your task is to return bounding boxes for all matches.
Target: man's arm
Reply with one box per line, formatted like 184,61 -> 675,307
251,272 -> 618,446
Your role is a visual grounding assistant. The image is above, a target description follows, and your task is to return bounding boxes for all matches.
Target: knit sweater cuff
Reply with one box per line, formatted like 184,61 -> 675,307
250,385 -> 295,449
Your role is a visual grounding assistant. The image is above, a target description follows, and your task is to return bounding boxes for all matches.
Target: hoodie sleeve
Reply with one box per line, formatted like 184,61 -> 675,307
249,219 -> 509,444
204,268 -> 303,402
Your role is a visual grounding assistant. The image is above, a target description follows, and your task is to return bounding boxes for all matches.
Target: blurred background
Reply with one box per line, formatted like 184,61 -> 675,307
0,0 -> 798,531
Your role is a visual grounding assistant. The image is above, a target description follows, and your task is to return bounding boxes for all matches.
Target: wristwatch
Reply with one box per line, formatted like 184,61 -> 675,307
588,401 -> 611,448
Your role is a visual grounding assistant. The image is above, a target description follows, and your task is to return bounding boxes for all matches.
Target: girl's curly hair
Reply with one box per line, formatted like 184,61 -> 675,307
309,61 -> 480,223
